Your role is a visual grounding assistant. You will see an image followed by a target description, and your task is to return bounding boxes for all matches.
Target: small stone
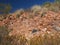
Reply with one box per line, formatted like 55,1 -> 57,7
32,29 -> 38,33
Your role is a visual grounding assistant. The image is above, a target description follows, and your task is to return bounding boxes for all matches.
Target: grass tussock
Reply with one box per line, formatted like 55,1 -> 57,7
0,26 -> 60,45
1,32 -> 60,45
29,32 -> 60,45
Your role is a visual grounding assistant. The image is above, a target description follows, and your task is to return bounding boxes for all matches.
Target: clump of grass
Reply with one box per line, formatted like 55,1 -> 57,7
29,32 -> 60,45
0,26 -> 60,45
16,14 -> 21,18
10,35 -> 27,45
0,25 -> 12,45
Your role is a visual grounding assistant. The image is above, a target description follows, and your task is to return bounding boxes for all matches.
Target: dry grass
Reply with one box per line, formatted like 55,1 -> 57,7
29,32 -> 60,45
0,25 -> 60,45
1,32 -> 60,45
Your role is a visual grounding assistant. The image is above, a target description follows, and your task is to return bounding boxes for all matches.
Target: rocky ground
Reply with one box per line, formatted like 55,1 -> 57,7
0,6 -> 60,39
0,5 -> 60,45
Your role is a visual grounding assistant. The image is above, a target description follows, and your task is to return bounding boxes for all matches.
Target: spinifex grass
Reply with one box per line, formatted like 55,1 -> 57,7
0,31 -> 60,45
29,32 -> 60,45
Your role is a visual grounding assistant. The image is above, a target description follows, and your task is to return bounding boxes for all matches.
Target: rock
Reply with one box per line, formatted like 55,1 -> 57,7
53,25 -> 60,31
32,29 -> 38,33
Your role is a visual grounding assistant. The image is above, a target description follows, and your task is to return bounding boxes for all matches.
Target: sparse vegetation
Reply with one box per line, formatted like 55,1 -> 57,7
0,25 -> 11,45
29,32 -> 60,45
0,0 -> 60,45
